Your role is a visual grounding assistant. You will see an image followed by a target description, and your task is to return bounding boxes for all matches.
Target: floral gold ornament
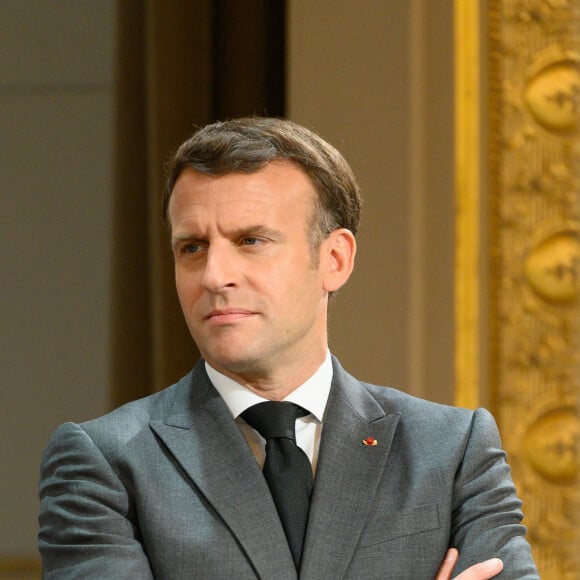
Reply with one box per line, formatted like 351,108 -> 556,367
524,230 -> 580,303
362,437 -> 378,446
524,407 -> 580,484
525,58 -> 580,135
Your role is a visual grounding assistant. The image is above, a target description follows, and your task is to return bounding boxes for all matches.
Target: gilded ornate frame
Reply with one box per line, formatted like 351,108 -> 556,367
455,1 -> 580,577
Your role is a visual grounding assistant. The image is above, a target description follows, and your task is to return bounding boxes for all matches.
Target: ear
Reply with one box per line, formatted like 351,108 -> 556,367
321,228 -> 356,293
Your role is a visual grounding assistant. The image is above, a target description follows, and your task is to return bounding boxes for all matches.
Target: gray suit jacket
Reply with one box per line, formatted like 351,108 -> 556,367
39,357 -> 539,579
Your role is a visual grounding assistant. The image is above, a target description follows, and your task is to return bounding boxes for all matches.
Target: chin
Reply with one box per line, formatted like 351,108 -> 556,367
203,349 -> 261,373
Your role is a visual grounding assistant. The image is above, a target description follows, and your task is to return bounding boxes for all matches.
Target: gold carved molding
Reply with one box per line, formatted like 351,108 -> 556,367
456,0 -> 580,578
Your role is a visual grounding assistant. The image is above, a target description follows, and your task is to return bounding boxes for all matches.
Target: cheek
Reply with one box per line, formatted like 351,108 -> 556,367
175,271 -> 203,306
271,262 -> 322,304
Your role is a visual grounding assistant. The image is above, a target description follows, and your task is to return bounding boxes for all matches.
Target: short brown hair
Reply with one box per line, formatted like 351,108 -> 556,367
164,117 -> 362,249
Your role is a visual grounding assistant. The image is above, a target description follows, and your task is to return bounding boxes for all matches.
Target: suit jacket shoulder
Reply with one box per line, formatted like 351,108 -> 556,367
39,362 -> 297,579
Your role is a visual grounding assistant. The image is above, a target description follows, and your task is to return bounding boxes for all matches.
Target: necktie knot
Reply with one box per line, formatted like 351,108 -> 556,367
242,401 -> 309,441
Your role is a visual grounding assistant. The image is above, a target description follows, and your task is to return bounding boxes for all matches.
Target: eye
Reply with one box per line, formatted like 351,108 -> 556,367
181,243 -> 202,254
241,237 -> 263,246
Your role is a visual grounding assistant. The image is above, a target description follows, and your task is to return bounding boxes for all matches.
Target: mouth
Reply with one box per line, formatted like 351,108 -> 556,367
204,309 -> 256,325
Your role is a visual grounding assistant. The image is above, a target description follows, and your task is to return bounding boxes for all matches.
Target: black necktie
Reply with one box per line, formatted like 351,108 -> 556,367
242,401 -> 313,568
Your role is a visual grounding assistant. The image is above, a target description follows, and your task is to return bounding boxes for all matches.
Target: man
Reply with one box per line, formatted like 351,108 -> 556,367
39,118 -> 539,578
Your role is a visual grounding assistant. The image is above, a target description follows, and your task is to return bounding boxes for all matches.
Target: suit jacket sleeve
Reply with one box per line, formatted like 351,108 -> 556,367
450,408 -> 538,578
38,422 -> 154,579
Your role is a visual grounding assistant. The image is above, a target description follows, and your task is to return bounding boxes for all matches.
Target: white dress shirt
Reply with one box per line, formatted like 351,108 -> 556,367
205,351 -> 333,475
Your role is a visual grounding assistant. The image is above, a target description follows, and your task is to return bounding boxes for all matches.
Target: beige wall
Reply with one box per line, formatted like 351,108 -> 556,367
287,0 -> 455,401
1,0 -> 114,563
1,0 -> 456,569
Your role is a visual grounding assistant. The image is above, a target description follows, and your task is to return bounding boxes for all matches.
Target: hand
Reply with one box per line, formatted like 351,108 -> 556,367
435,548 -> 503,579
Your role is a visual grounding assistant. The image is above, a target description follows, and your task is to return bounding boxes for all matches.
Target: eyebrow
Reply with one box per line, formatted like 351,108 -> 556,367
170,233 -> 204,249
236,225 -> 285,241
171,225 -> 285,246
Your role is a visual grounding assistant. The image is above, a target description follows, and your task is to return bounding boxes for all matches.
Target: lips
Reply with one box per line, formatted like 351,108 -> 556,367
204,309 -> 256,324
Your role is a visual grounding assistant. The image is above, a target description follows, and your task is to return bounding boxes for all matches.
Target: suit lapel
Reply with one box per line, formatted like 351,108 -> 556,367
150,362 -> 296,580
300,359 -> 400,579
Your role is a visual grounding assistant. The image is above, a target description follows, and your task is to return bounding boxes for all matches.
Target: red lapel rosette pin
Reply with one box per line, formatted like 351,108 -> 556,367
362,436 -> 378,446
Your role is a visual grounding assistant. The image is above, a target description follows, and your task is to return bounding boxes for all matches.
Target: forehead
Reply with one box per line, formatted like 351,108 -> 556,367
168,161 -> 317,226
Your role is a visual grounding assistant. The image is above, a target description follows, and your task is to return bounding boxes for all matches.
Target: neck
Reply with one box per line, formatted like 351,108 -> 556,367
207,347 -> 328,401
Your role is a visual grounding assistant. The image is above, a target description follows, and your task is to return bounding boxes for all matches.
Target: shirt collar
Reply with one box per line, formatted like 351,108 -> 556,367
205,350 -> 333,422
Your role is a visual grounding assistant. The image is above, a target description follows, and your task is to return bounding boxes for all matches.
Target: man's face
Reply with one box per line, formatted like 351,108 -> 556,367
168,161 -> 331,386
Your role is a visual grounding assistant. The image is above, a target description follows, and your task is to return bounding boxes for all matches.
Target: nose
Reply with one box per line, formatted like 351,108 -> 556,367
201,243 -> 237,293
